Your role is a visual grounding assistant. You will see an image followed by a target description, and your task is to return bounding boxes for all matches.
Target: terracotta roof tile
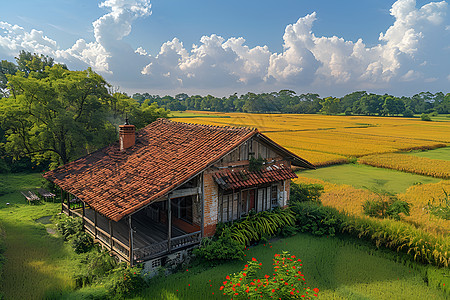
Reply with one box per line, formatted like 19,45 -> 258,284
44,119 -> 257,221
212,164 -> 297,190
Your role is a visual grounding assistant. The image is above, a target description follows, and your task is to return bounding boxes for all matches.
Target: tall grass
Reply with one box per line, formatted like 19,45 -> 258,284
137,234 -> 449,299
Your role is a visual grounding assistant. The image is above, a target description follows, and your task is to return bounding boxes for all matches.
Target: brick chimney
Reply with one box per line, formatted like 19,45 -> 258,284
119,119 -> 135,151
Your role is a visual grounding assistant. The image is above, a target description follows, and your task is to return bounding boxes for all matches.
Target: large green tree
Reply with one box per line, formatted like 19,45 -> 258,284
1,65 -> 118,167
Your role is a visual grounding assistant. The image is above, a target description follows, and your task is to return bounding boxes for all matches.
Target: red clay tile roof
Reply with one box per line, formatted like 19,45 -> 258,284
44,119 -> 314,221
213,164 -> 297,190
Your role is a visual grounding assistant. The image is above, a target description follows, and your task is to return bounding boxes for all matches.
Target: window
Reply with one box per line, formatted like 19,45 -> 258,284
271,185 -> 278,207
220,191 -> 239,223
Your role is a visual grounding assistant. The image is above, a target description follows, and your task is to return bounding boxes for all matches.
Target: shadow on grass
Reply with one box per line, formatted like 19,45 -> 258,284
0,213 -> 74,299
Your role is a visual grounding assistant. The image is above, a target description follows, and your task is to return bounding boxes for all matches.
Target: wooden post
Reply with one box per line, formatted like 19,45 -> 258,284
82,201 -> 86,226
200,173 -> 204,238
168,197 -> 172,252
128,216 -> 134,266
94,210 -> 98,238
109,219 -> 113,251
60,189 -> 64,213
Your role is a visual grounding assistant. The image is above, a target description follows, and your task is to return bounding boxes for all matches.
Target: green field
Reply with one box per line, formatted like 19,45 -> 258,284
0,173 -> 75,300
408,146 -> 450,161
298,163 -> 441,194
138,234 -> 448,300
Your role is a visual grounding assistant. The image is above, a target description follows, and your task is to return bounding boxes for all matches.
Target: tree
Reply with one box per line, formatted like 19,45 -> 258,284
319,97 -> 341,114
1,65 -> 118,168
0,60 -> 18,98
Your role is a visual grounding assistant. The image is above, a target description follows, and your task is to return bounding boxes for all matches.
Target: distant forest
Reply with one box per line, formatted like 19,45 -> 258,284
132,90 -> 450,116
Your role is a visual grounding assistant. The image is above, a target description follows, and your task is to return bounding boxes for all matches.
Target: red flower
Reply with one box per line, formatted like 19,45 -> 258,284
314,294 -> 318,297
313,288 -> 319,293
245,264 -> 249,267
235,292 -> 238,295
226,275 -> 231,280
265,275 -> 270,279
186,269 -> 188,272
252,257 -> 257,261
243,273 -> 247,277
223,281 -> 227,285
290,291 -> 294,295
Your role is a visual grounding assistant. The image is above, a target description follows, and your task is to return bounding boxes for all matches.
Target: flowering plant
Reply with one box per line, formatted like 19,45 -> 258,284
220,251 -> 319,299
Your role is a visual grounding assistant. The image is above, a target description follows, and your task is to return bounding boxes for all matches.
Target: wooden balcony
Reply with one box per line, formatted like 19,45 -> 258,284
64,204 -> 201,264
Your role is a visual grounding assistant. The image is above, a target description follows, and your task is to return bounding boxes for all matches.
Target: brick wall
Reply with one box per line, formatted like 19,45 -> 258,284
202,167 -> 219,237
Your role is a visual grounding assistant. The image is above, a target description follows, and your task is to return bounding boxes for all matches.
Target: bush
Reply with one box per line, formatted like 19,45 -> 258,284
105,265 -> 147,298
194,227 -> 245,261
280,225 -> 297,237
69,232 -> 94,254
426,189 -> 450,220
421,113 -> 432,121
290,181 -> 324,204
362,195 -> 410,221
75,250 -> 117,288
290,202 -> 341,236
220,252 -> 319,299
54,214 -> 83,240
228,208 -> 296,246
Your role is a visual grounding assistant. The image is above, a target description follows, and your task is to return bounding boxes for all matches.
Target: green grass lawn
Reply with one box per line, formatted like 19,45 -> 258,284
136,234 -> 448,300
298,163 -> 441,194
0,173 -> 76,299
408,146 -> 450,161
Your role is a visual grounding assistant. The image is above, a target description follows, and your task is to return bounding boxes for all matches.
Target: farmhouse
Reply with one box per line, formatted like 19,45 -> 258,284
43,119 -> 314,266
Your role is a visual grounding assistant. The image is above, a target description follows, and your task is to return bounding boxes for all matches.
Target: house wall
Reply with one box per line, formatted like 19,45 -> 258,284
217,137 -> 283,167
202,168 -> 219,237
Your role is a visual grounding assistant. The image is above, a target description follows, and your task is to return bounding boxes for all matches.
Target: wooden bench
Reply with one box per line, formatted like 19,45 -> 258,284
37,188 -> 56,202
21,191 -> 40,204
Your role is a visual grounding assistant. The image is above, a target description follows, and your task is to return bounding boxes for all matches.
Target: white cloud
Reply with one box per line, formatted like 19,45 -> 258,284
0,0 -> 448,95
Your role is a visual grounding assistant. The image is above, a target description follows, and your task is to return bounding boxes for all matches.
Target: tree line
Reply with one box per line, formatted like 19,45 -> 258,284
132,90 -> 449,116
0,51 -> 168,172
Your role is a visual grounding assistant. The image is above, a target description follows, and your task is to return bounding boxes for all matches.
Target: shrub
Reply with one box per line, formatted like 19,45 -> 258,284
362,195 -> 410,221
105,265 -> 147,298
219,252 -> 319,299
69,232 -> 94,254
402,107 -> 414,117
194,227 -> 245,261
74,250 -> 117,287
426,188 -> 450,220
421,113 -> 432,121
280,225 -> 297,237
54,214 -> 83,240
290,181 -> 324,204
228,208 -> 296,246
290,202 -> 341,236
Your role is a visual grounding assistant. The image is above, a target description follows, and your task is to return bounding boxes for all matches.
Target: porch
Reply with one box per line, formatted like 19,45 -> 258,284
64,199 -> 202,264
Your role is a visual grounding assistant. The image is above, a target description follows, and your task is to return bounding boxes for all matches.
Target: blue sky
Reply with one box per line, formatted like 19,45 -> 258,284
1,0 -> 449,97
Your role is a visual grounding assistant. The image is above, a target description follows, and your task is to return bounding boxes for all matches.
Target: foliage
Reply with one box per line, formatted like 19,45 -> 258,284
105,265 -> 147,298
426,189 -> 450,220
421,113 -> 432,121
194,227 -> 245,261
55,214 -> 84,240
69,232 -> 93,254
248,155 -> 266,172
225,208 -> 296,246
133,90 -> 449,116
290,201 -> 341,236
0,223 -> 6,286
289,181 -> 324,204
0,53 -> 168,169
359,153 -> 450,179
74,250 -> 117,287
362,195 -> 411,221
341,214 -> 450,268
220,252 -> 318,299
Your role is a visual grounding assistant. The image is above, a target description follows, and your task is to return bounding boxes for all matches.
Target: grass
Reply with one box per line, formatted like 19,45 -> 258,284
408,146 -> 450,161
135,234 -> 448,299
0,173 -> 76,299
297,164 -> 441,194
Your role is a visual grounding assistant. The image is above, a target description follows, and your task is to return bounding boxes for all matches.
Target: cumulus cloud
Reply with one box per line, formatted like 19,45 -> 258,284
0,0 -> 448,95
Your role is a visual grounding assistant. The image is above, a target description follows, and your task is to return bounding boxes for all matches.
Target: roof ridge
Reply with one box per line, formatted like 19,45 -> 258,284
162,117 -> 257,132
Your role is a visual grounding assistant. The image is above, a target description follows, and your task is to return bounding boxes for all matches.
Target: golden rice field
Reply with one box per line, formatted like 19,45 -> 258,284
359,153 -> 450,179
173,112 -> 450,166
294,176 -> 450,237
